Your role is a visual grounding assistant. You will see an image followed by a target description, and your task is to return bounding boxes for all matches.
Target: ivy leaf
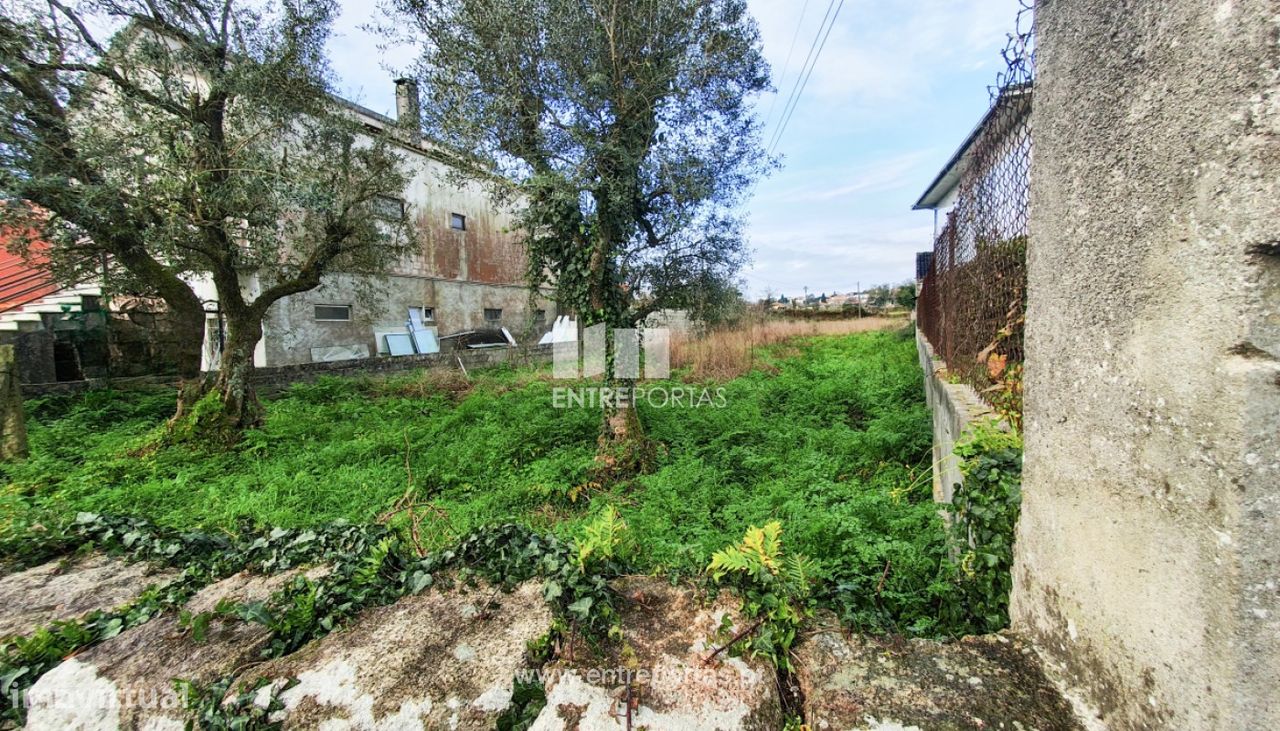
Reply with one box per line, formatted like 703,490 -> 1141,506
567,596 -> 593,618
543,581 -> 563,602
407,571 -> 433,595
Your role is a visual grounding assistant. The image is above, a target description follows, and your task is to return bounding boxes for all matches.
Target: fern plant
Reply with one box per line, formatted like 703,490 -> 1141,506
707,521 -> 814,670
575,505 -> 629,571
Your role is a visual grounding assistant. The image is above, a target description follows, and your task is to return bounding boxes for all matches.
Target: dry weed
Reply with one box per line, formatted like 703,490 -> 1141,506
670,316 -> 897,380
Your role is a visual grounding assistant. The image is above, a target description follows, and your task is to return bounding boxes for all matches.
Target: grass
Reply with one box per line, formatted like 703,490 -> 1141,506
669,315 -> 898,380
0,326 -> 956,633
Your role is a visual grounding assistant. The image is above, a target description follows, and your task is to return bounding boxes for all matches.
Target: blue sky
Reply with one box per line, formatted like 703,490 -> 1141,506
325,1 -> 1021,299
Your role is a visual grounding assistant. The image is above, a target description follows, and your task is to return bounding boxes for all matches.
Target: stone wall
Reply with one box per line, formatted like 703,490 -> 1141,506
916,329 -> 995,503
1013,1 -> 1280,728
22,345 -> 553,398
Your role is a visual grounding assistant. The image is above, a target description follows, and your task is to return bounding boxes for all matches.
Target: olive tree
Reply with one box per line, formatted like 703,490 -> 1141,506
0,0 -> 410,438
391,0 -> 771,446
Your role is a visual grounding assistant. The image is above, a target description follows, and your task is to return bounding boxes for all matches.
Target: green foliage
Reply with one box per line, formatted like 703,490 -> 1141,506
575,505 -> 629,571
0,514 -> 391,727
393,0 -> 772,329
160,390 -> 234,448
495,678 -> 547,731
2,331 -> 974,642
708,522 -> 815,670
179,676 -> 291,731
941,423 -> 1024,633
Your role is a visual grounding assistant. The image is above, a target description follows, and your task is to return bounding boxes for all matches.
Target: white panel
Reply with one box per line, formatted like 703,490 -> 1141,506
644,328 -> 670,380
384,334 -> 415,356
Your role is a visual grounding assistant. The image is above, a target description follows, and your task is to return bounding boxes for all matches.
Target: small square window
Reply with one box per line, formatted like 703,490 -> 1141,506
408,306 -> 435,325
533,309 -> 546,325
483,308 -> 502,322
450,213 -> 466,231
372,195 -> 405,220
314,304 -> 352,321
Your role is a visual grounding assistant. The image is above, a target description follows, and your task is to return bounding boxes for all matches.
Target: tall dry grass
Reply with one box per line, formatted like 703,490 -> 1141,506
669,316 -> 900,380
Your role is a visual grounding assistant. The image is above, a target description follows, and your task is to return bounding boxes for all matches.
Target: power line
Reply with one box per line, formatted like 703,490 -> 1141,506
760,0 -> 812,134
766,0 -> 836,154
767,0 -> 846,157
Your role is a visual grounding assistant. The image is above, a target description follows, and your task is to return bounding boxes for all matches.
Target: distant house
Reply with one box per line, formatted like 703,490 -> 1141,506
913,83 -> 1032,262
194,80 -> 556,369
0,79 -> 557,380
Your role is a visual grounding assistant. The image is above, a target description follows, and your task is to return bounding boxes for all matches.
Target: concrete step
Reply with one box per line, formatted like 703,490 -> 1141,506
26,566 -> 328,731
15,303 -> 80,315
0,312 -> 45,322
0,555 -> 181,642
794,614 -> 1083,730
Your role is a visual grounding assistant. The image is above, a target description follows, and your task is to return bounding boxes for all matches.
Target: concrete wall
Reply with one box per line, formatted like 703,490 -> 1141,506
1013,2 -> 1280,728
916,330 -> 995,503
261,273 -> 554,367
23,345 -> 552,397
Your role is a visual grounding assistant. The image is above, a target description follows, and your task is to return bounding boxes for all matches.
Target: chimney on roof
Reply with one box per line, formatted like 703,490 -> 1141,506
394,78 -> 420,129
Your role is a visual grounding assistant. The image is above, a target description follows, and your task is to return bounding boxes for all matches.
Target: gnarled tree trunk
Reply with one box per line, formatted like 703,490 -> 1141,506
212,315 -> 265,432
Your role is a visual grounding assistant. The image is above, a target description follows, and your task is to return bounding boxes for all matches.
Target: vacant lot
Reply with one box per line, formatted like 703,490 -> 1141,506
1,327 -> 952,632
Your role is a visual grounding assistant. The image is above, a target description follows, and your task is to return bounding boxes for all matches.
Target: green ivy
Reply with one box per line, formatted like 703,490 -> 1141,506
0,514 -> 390,727
941,422 -> 1023,633
0,514 -> 624,728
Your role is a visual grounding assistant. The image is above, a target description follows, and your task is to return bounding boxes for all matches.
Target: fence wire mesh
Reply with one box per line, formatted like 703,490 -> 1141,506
917,1 -> 1034,425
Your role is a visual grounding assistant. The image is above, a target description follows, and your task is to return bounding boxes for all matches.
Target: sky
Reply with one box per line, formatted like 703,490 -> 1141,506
323,0 -> 1023,300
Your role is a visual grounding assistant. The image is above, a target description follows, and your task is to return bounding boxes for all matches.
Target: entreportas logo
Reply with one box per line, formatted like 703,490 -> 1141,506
550,324 -> 726,409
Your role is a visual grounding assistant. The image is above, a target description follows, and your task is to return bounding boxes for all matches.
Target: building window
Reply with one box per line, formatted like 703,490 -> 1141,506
533,309 -> 546,325
314,304 -> 352,322
483,308 -> 502,323
409,306 -> 434,324
372,195 -> 405,221
450,213 -> 466,231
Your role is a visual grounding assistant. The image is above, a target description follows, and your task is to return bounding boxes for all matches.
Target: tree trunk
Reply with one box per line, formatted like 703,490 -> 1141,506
0,345 -> 29,461
166,312 -> 263,443
110,238 -> 209,419
212,315 -> 265,432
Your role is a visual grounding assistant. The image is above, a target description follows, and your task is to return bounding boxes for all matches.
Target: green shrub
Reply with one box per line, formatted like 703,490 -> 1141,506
940,422 -> 1023,633
708,521 -> 814,670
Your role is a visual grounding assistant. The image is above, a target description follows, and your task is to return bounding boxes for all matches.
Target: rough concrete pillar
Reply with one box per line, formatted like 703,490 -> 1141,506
0,344 -> 29,460
1014,1 -> 1280,728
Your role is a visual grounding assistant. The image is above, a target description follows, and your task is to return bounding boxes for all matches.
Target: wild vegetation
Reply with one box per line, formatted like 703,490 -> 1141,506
0,326 -> 1031,726
1,329 -> 978,628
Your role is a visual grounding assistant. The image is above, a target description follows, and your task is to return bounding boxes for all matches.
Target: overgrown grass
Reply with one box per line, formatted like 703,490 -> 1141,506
669,315 -> 897,380
1,328 -> 956,633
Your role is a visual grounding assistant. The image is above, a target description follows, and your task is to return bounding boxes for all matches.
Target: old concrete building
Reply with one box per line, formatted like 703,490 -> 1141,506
0,79 -> 554,378
195,80 -> 555,369
1013,1 -> 1280,728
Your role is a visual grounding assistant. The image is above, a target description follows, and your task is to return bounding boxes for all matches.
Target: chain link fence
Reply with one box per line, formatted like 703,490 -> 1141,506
916,1 -> 1034,425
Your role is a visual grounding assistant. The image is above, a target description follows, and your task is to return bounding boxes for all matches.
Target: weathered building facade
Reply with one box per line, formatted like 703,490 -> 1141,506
1,80 -> 553,378
196,81 -> 555,369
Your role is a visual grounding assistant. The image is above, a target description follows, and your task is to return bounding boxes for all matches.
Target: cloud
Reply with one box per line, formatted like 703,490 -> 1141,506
772,149 -> 935,203
750,0 -> 1015,110
742,212 -> 935,296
